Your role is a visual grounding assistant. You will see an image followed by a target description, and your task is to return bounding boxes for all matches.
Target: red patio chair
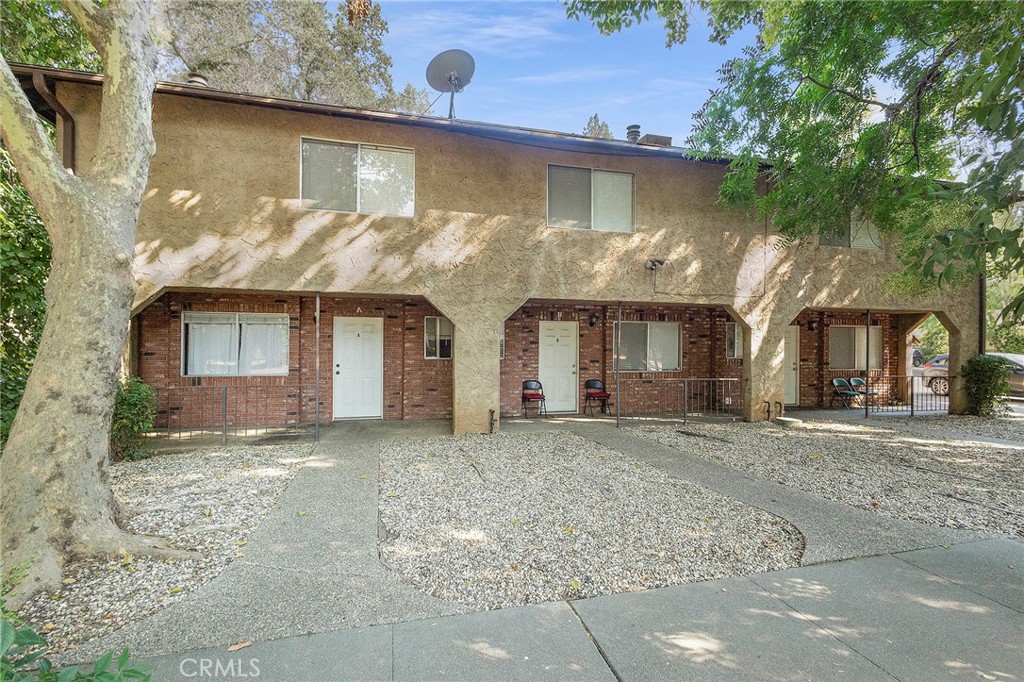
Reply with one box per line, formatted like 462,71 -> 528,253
521,380 -> 547,417
584,379 -> 611,416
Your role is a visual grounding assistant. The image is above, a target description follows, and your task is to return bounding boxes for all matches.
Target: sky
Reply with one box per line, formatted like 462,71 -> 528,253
377,1 -> 755,145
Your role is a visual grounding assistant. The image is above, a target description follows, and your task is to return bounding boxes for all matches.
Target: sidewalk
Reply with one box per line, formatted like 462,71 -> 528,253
140,538 -> 1023,681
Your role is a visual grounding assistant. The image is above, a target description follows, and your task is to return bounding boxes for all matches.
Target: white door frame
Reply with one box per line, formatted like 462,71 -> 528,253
332,316 -> 384,420
784,325 -> 800,405
539,320 -> 579,413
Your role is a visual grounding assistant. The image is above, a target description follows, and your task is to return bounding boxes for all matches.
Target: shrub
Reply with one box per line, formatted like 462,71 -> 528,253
110,377 -> 157,461
960,354 -> 1011,418
2,566 -> 150,681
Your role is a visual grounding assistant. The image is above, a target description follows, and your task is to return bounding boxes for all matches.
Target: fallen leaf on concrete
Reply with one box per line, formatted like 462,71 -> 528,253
227,640 -> 252,652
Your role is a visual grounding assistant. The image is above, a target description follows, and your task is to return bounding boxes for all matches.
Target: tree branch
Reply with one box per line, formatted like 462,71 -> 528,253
801,73 -> 895,113
75,0 -> 158,191
62,0 -> 111,60
0,61 -> 76,209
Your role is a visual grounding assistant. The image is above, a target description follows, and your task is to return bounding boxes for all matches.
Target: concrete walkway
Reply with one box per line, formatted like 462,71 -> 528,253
140,538 -> 1024,681
79,418 -> 1022,680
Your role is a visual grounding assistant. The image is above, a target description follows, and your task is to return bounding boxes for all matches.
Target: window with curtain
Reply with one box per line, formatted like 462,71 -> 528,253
548,165 -> 634,232
424,316 -> 453,359
183,312 -> 289,376
828,326 -> 882,370
725,322 -> 743,359
614,322 -> 680,371
301,139 -> 414,217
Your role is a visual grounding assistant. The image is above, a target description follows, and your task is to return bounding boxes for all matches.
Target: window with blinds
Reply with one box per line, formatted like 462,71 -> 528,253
424,316 -> 453,359
301,139 -> 414,217
548,164 -> 634,233
182,312 -> 289,376
725,322 -> 743,359
828,326 -> 882,370
614,322 -> 680,371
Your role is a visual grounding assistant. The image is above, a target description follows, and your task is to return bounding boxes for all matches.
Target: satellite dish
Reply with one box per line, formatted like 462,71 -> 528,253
426,49 -> 475,119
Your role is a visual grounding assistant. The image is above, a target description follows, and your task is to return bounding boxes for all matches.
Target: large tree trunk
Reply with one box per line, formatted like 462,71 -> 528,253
1,192 -> 178,601
0,1 -> 190,606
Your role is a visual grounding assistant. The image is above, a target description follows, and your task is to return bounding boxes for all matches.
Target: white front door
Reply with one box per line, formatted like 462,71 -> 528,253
784,325 -> 800,405
333,317 -> 383,419
539,321 -> 578,412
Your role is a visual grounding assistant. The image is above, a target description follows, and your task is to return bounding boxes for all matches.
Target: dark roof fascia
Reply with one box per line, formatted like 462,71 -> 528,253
9,62 -> 733,166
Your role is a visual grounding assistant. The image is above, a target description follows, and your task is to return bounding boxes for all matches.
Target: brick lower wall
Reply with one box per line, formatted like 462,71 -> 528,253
135,292 -> 904,426
499,302 -> 743,417
791,310 -> 901,407
136,292 -> 453,428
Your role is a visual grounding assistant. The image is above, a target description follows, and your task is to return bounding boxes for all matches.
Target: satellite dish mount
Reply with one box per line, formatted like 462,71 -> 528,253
426,49 -> 475,120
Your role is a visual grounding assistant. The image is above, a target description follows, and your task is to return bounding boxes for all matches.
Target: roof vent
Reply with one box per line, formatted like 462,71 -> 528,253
637,133 -> 673,147
187,72 -> 209,87
626,124 -> 641,144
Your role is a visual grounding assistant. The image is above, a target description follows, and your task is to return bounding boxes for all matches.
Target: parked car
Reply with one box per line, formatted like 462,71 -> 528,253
988,352 -> 1024,397
921,354 -> 950,395
912,349 -> 924,367
920,352 -> 1024,397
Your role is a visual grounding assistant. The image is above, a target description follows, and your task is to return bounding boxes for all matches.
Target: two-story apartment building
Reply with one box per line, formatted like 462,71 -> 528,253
14,65 -> 982,435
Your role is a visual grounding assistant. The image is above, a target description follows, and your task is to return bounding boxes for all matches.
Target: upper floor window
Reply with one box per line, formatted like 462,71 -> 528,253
725,322 -> 743,359
183,312 -> 289,376
548,164 -> 634,233
820,215 -> 882,250
424,316 -> 453,359
300,138 -> 414,217
614,322 -> 680,371
829,325 -> 882,370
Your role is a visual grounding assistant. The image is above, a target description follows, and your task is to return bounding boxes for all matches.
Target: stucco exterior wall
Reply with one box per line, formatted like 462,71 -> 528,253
59,82 -> 982,433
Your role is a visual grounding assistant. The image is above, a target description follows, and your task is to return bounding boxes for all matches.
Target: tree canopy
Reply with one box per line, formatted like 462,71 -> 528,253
161,0 -> 431,113
583,113 -> 613,139
567,0 -> 1024,320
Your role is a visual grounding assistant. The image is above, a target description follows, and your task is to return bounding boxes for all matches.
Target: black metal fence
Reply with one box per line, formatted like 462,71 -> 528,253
617,377 -> 744,422
149,384 -> 317,442
828,373 -> 950,415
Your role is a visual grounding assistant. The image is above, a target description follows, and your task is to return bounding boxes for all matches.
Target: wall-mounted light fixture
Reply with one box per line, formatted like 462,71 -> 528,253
588,313 -> 599,327
806,320 -> 818,332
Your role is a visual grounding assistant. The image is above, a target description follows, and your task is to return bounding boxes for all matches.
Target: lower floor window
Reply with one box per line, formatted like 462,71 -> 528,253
425,316 -> 453,359
829,325 -> 882,370
183,312 -> 289,376
615,322 -> 680,371
725,322 -> 743,359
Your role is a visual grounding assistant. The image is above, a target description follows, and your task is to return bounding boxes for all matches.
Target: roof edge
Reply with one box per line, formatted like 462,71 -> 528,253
10,62 -> 734,166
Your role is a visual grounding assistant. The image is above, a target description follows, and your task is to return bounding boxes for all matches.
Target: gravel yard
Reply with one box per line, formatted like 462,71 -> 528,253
877,413 -> 1024,442
631,421 -> 1023,537
378,431 -> 803,610
15,443 -> 311,662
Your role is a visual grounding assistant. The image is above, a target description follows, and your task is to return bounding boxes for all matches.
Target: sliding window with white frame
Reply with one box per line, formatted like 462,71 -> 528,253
828,325 -> 882,370
182,312 -> 289,377
614,321 -> 680,371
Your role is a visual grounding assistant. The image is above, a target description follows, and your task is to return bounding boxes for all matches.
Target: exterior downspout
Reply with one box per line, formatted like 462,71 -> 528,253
979,275 -> 987,355
32,72 -> 75,171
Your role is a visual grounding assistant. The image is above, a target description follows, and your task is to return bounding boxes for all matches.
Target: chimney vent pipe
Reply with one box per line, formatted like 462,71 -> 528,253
626,124 -> 641,144
187,72 -> 209,87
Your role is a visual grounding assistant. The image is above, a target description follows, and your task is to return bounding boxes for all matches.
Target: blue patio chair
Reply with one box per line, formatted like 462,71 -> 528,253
830,378 -> 861,408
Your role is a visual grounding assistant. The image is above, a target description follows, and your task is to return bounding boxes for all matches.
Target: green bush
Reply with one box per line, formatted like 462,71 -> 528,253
2,615 -> 151,682
110,377 -> 157,461
2,566 -> 150,681
961,354 -> 1011,418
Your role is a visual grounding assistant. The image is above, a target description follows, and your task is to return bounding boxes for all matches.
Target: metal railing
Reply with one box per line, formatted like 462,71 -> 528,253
827,373 -> 950,415
149,384 -> 317,442
617,377 -> 744,423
